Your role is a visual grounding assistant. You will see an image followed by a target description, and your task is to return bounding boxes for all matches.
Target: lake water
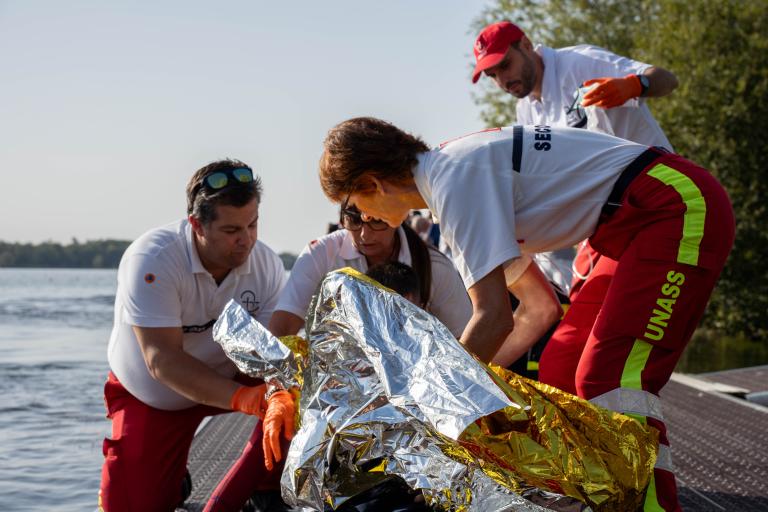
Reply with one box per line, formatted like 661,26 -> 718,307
0,268 -> 115,511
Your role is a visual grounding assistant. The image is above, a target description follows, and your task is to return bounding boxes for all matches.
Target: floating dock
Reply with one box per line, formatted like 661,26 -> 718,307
183,366 -> 768,511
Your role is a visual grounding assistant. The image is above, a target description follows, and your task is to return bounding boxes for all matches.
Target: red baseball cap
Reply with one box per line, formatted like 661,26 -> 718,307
472,21 -> 525,83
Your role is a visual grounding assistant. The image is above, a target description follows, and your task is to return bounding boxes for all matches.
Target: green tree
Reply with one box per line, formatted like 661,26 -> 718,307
279,252 -> 298,270
472,0 -> 768,340
0,239 -> 131,268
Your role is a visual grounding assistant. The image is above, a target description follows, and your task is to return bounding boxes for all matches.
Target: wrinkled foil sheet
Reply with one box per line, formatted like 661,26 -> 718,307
213,299 -> 301,390
215,269 -> 657,511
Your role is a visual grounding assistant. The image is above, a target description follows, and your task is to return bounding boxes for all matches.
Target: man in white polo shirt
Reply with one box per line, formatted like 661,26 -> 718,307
471,21 -> 678,296
98,160 -> 291,512
319,117 -> 735,512
472,21 -> 677,148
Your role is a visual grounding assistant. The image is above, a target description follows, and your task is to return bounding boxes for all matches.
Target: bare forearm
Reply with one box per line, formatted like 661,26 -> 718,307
460,310 -> 514,363
491,303 -> 560,367
268,310 -> 305,337
491,260 -> 560,367
643,66 -> 678,98
147,348 -> 240,409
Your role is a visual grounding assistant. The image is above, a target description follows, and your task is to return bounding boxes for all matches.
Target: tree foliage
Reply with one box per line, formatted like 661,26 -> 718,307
472,0 -> 768,340
0,239 -> 131,268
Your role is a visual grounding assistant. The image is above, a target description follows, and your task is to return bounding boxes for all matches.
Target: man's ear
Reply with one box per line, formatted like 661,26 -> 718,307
188,215 -> 204,236
520,35 -> 533,52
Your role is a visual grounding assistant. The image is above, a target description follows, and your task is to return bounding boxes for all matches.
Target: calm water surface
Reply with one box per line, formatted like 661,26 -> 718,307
0,268 -> 115,511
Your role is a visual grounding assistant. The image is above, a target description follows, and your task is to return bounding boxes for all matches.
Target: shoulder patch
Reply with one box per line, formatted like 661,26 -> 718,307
144,273 -> 156,284
310,239 -> 318,247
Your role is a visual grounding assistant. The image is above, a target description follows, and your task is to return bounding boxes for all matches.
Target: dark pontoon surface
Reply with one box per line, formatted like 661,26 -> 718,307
183,366 -> 768,511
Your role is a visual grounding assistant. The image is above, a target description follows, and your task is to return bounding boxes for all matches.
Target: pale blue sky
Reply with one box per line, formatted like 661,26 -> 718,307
0,1 -> 489,254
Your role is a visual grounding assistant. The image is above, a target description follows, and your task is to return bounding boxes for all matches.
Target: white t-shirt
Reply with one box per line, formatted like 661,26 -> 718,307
516,44 -> 673,150
275,228 -> 472,338
107,219 -> 287,410
414,125 -> 647,289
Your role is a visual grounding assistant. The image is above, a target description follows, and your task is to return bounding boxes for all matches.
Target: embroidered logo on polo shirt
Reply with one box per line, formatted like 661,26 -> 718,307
240,290 -> 260,314
144,273 -> 156,284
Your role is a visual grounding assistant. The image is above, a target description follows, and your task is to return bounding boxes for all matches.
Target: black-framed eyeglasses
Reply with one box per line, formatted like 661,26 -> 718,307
203,167 -> 254,190
340,207 -> 390,232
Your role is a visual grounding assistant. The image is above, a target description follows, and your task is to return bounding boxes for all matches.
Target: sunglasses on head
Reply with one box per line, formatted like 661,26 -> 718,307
203,167 -> 254,190
340,207 -> 390,232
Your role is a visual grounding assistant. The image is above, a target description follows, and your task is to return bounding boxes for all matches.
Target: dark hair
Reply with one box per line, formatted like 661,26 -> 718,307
319,117 -> 430,202
186,159 -> 263,225
366,261 -> 421,304
401,223 -> 432,308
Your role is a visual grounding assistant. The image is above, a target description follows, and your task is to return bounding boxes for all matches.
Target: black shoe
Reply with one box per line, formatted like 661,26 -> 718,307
177,468 -> 193,507
247,490 -> 294,512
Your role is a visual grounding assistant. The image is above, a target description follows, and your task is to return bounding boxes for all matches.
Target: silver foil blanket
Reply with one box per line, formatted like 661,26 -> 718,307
215,269 -> 655,511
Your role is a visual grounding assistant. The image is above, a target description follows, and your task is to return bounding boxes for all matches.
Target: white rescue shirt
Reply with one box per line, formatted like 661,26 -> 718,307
275,228 -> 472,338
516,44 -> 673,150
107,219 -> 287,410
414,125 -> 647,289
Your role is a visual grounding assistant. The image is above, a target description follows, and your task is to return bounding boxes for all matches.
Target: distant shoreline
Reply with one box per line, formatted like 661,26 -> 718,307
0,240 -> 296,270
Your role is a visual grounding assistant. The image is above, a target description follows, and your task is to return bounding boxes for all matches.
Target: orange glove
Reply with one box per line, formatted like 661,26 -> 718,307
262,390 -> 296,471
229,384 -> 267,418
581,74 -> 643,109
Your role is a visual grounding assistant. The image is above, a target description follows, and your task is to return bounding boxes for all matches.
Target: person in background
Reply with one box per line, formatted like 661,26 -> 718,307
319,117 -> 734,512
327,221 -> 340,234
99,160 -> 294,512
408,210 -> 433,244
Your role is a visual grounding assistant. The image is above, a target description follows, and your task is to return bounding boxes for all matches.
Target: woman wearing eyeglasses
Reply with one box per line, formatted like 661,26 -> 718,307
268,203 -> 472,339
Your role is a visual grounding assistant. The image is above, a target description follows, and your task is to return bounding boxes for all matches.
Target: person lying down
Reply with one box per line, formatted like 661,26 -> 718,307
213,268 -> 658,512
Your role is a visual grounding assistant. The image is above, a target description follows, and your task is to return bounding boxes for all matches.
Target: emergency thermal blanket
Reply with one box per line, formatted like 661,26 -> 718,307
214,269 -> 658,511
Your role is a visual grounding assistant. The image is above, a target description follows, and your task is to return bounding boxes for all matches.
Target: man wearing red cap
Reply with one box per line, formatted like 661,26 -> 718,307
472,21 -> 683,512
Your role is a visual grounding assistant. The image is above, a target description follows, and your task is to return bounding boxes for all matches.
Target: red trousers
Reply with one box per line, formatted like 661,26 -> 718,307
203,422 -> 288,511
540,152 -> 735,512
98,373 -> 281,512
570,240 -> 617,303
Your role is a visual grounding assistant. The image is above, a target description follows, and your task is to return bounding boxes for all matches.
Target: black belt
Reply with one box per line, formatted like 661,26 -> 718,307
512,125 -> 523,172
601,146 -> 667,217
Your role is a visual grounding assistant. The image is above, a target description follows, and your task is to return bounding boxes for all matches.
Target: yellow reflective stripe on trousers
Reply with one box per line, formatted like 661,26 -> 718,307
647,164 -> 707,266
644,474 -> 664,512
597,337 -> 665,422
621,338 -> 653,390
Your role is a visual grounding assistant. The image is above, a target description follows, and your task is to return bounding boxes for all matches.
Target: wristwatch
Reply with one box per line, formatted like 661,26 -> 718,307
637,74 -> 650,97
265,384 -> 285,400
